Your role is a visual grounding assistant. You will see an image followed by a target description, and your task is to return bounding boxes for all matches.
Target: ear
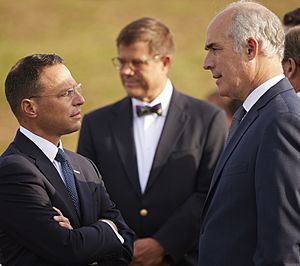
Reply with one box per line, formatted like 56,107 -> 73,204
245,37 -> 258,60
21,99 -> 38,118
162,55 -> 172,66
283,58 -> 297,79
161,55 -> 172,72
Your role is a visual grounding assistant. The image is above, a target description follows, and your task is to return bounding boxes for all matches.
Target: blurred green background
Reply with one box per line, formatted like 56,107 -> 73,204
0,0 -> 298,153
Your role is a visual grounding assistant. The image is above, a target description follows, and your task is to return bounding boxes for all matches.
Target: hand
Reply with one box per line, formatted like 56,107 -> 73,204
53,207 -> 73,230
130,238 -> 168,266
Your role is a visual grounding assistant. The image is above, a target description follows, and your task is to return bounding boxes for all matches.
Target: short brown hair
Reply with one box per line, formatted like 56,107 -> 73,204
283,8 -> 300,27
282,25 -> 300,66
116,17 -> 175,56
5,54 -> 63,116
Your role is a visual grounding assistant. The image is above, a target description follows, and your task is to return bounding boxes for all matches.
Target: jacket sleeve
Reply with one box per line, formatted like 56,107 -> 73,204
0,154 -> 132,265
254,112 -> 300,265
87,158 -> 135,265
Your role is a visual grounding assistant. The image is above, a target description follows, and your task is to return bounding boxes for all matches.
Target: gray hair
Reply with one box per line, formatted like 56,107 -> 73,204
282,25 -> 300,65
225,1 -> 284,61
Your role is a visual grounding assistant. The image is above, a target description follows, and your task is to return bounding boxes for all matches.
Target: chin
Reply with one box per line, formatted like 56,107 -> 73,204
70,123 -> 81,133
218,86 -> 231,98
126,89 -> 144,99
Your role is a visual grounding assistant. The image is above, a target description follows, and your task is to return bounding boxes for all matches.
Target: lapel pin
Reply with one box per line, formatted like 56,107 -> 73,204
73,170 -> 81,174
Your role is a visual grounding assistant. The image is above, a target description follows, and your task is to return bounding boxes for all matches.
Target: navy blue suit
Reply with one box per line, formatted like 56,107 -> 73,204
0,131 -> 134,266
78,89 -> 228,265
199,78 -> 300,265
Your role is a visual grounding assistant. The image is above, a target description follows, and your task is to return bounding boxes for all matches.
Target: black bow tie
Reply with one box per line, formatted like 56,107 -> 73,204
136,103 -> 162,117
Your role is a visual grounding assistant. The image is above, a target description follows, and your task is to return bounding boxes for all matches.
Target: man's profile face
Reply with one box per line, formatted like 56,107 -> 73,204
203,10 -> 249,100
31,64 -> 85,142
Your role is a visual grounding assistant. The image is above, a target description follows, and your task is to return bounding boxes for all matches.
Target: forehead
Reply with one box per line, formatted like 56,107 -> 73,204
39,64 -> 75,90
205,10 -> 232,46
118,41 -> 151,57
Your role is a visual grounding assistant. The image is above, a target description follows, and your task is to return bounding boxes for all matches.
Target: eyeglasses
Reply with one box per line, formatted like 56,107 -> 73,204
112,55 -> 161,70
29,83 -> 82,100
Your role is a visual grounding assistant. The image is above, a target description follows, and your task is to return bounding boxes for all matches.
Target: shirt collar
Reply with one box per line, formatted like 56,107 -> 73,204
131,79 -> 173,118
20,126 -> 63,162
243,74 -> 285,112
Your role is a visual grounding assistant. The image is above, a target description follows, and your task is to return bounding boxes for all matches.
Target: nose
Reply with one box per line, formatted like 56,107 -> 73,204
203,53 -> 213,70
119,62 -> 135,76
74,90 -> 85,106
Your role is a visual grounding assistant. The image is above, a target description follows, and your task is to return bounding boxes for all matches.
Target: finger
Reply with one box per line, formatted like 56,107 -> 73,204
59,221 -> 73,230
53,215 -> 70,223
53,206 -> 63,216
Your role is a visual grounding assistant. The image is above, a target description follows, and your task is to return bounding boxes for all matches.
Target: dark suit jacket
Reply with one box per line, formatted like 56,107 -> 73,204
198,78 -> 300,265
77,89 -> 227,265
0,131 -> 134,266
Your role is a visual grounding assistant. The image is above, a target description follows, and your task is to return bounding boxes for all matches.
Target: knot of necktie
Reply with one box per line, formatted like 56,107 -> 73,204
136,103 -> 162,117
226,106 -> 246,145
55,148 -> 68,163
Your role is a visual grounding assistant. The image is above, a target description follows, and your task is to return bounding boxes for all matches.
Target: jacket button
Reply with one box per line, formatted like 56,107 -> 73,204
139,208 -> 148,216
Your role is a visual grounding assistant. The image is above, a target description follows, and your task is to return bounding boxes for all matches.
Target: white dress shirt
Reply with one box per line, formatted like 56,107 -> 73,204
132,79 -> 173,193
243,74 -> 285,112
20,126 -> 65,182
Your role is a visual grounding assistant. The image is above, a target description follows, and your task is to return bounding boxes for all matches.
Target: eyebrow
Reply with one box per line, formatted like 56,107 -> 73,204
205,43 -> 216,50
55,83 -> 78,95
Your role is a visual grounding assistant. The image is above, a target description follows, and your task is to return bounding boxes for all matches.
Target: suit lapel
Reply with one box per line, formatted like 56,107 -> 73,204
110,98 -> 141,196
14,131 -> 81,226
146,90 -> 190,192
209,110 -> 257,191
66,152 -> 95,225
202,78 -> 294,217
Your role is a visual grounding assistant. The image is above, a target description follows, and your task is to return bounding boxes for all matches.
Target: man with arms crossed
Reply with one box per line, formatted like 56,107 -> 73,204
0,54 -> 134,266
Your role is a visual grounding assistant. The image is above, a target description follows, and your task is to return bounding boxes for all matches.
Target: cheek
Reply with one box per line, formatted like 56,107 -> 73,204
223,59 -> 237,71
145,69 -> 163,84
41,102 -> 68,119
135,72 -> 149,89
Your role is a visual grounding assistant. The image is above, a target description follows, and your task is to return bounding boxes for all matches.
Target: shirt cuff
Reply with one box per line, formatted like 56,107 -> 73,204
101,220 -> 124,244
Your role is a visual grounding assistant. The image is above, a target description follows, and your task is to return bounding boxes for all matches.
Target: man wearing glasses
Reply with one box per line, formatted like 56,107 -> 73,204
0,54 -> 134,265
77,17 -> 227,266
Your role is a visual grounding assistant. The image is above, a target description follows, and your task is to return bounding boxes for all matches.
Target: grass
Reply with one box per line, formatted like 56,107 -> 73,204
0,0 -> 298,152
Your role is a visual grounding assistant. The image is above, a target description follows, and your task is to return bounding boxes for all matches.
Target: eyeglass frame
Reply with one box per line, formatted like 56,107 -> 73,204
28,83 -> 82,100
111,54 -> 162,70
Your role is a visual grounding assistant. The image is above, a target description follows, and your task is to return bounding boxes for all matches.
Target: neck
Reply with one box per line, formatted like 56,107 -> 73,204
20,123 -> 61,147
242,58 -> 283,101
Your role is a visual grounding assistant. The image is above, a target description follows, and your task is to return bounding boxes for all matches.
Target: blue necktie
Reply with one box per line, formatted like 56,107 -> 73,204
55,149 -> 80,216
226,106 -> 246,145
136,103 -> 162,117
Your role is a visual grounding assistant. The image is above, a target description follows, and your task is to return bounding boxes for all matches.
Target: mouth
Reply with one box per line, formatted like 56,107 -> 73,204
212,74 -> 222,85
122,77 -> 140,88
213,74 -> 222,79
71,110 -> 81,119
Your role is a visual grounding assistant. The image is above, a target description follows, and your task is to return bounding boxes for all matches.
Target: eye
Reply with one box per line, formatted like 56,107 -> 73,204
131,59 -> 145,67
118,58 -> 126,65
60,88 -> 75,97
211,47 -> 222,55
